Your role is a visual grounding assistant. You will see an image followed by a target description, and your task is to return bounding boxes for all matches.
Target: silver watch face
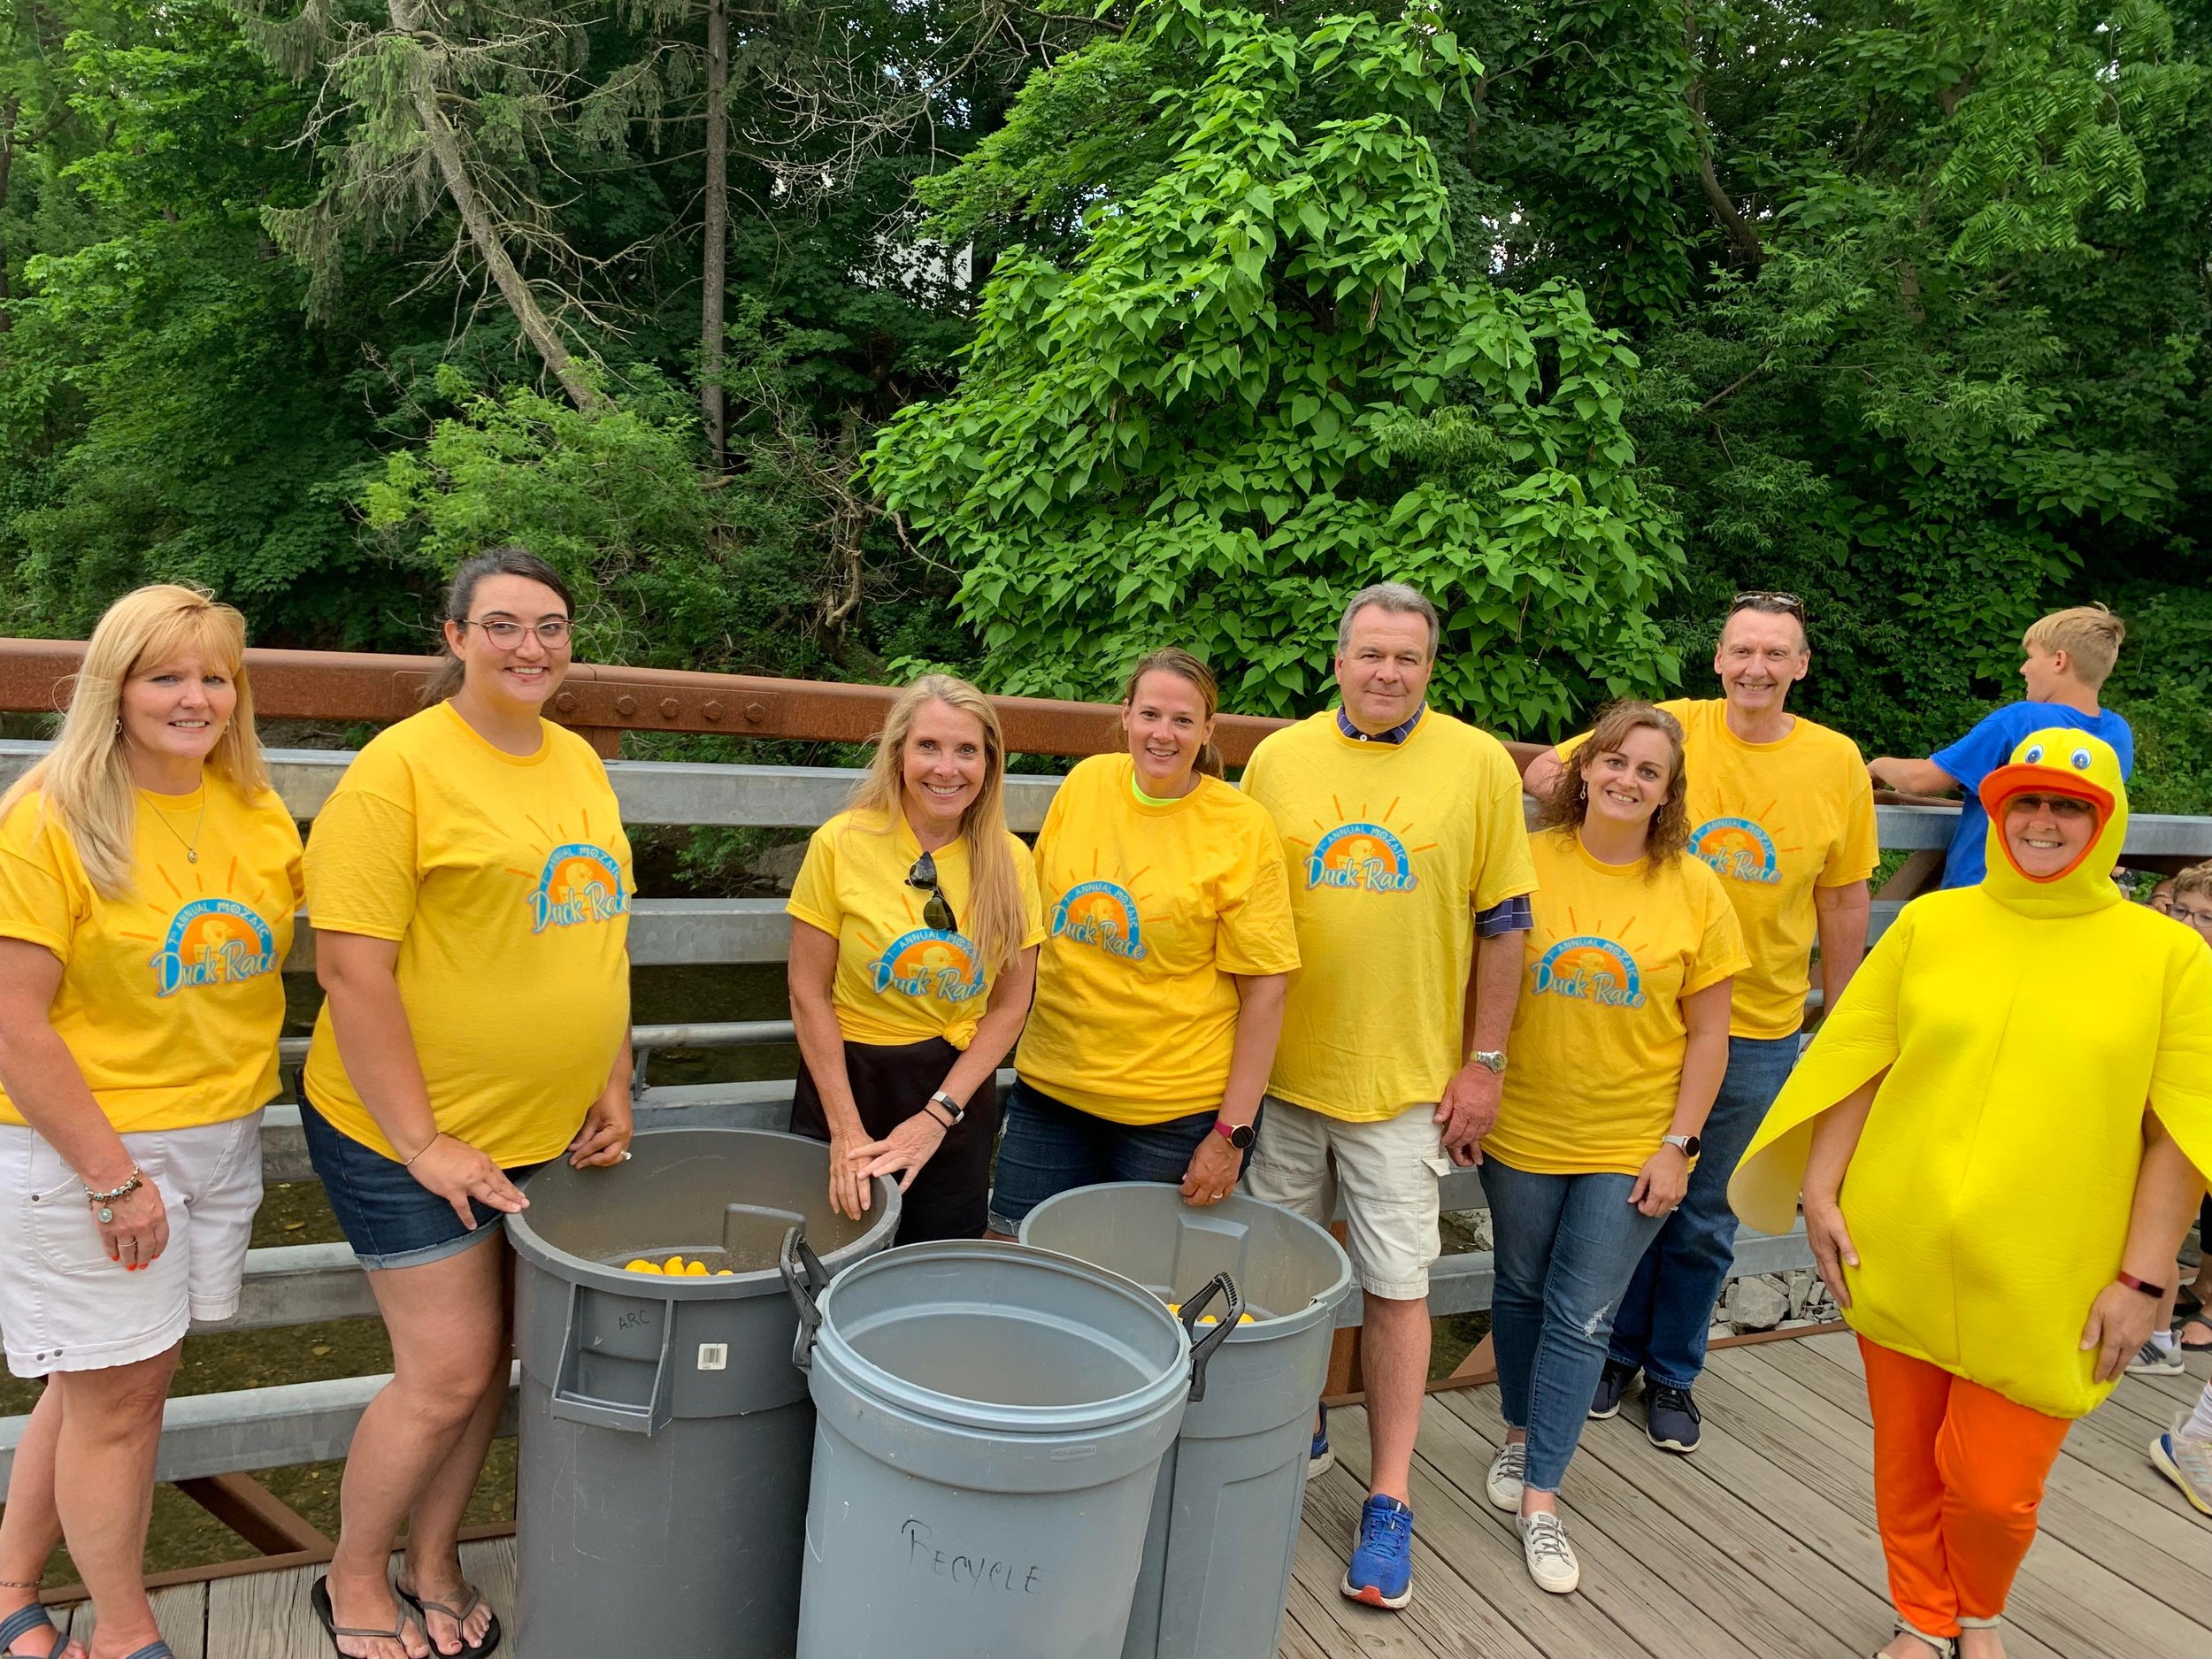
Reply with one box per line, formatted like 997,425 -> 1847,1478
1474,1050 -> 1507,1075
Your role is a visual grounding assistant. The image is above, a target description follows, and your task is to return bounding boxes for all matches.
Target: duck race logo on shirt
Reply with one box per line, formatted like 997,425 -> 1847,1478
150,898 -> 279,998
529,842 -> 630,934
1051,880 -> 1148,960
1689,817 -> 1781,887
871,929 -> 987,1002
1305,823 -> 1421,894
1532,935 -> 1646,1009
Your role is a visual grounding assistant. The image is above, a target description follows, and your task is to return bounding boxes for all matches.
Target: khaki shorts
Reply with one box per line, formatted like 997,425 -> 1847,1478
0,1114 -> 263,1378
1242,1094 -> 1448,1302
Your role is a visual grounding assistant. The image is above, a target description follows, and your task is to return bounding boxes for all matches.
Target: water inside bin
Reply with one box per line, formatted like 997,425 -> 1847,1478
849,1310 -> 1153,1409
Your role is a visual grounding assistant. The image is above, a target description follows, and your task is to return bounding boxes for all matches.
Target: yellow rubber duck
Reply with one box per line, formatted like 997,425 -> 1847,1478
1166,1301 -> 1256,1326
1731,730 -> 2212,1417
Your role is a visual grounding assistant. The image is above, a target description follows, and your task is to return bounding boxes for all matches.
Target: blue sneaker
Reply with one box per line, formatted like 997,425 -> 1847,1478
1340,1494 -> 1414,1609
1308,1403 -> 1335,1479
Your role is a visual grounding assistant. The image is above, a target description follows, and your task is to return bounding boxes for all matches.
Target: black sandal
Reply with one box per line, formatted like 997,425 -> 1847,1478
2181,1310 -> 2212,1352
310,1577 -> 419,1656
396,1578 -> 502,1659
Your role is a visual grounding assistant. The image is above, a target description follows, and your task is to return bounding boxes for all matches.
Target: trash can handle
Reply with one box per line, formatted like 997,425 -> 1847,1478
780,1226 -> 829,1374
548,1278 -> 678,1436
1176,1271 -> 1243,1404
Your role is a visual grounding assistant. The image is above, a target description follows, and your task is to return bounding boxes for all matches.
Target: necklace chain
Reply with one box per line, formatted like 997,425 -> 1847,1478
148,787 -> 209,864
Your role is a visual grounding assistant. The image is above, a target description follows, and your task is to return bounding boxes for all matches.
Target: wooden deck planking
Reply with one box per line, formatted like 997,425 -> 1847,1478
122,1340 -> 2208,1658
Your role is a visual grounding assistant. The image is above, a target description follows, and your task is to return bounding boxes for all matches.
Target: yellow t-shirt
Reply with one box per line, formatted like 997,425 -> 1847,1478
1562,698 -> 1876,1039
1241,709 -> 1540,1123
786,808 -> 1047,1049
1484,828 -> 1747,1176
0,776 -> 302,1133
302,703 -> 634,1166
1016,755 -> 1301,1125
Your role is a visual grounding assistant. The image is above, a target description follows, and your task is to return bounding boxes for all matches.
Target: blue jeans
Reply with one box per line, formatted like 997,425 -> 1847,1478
1609,1032 -> 1801,1389
1486,1156 -> 1668,1493
986,1079 -> 1228,1233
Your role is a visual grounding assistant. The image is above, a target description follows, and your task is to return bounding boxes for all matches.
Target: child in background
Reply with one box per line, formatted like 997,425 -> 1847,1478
1869,605 -> 2132,888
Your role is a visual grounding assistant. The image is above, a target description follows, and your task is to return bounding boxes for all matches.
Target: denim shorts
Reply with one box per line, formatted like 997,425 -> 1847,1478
987,1078 -> 1234,1234
300,1094 -> 546,1271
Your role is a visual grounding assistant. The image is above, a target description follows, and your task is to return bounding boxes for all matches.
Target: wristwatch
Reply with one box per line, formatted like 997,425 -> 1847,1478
1661,1133 -> 1701,1157
926,1091 -> 966,1129
1470,1050 -> 1508,1076
1213,1118 -> 1256,1150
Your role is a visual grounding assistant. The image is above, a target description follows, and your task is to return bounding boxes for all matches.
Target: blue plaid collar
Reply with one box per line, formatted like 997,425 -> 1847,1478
1336,703 -> 1426,746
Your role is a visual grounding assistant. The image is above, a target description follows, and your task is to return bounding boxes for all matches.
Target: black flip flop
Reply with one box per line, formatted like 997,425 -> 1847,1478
310,1577 -> 418,1656
396,1579 -> 502,1659
2180,1310 -> 2212,1352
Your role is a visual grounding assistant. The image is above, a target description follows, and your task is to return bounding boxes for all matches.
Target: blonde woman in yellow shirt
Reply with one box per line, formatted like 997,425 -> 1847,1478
787,675 -> 1044,1241
301,549 -> 634,1659
989,650 -> 1300,1234
1479,702 -> 1746,1597
0,585 -> 301,1659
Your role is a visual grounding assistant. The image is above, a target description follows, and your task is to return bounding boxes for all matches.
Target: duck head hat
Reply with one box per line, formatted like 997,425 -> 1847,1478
1975,729 -> 2127,918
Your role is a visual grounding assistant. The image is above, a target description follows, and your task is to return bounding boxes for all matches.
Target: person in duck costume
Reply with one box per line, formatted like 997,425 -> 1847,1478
1730,730 -> 2212,1659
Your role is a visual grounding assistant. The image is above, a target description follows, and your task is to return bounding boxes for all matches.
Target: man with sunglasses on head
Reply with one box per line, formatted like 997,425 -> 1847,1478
1524,593 -> 1878,1455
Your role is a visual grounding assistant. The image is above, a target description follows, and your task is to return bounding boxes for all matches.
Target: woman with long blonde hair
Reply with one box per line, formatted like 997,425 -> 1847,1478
0,585 -> 301,1659
787,673 -> 1043,1240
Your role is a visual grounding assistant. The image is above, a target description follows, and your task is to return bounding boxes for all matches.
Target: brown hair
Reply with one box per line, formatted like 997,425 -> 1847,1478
1536,700 -> 1691,874
423,546 -> 576,703
1120,649 -> 1224,778
0,584 -> 270,899
2022,603 -> 2125,690
2171,861 -> 2212,904
844,675 -> 1027,976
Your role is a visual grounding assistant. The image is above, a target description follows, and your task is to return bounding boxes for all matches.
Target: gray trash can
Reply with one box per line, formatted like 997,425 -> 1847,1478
506,1127 -> 900,1659
786,1239 -> 1236,1659
1020,1184 -> 1354,1659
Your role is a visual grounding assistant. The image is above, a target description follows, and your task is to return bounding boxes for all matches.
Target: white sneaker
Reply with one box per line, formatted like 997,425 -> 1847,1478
1485,1441 -> 1527,1512
1517,1509 -> 1579,1594
2150,1417 -> 2212,1517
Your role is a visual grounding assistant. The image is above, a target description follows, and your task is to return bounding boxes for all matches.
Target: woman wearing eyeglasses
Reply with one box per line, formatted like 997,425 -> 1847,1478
300,547 -> 634,1659
986,649 -> 1299,1235
1732,733 -> 2212,1659
787,676 -> 1043,1241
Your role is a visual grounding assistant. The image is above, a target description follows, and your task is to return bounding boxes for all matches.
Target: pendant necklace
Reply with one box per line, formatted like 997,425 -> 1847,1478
149,787 -> 209,864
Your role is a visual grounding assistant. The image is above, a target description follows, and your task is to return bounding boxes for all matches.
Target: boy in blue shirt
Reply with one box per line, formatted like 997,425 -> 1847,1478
1868,604 -> 2132,887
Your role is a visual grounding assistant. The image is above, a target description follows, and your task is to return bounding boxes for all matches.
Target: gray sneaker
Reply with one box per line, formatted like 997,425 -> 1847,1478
2129,1339 -> 2186,1376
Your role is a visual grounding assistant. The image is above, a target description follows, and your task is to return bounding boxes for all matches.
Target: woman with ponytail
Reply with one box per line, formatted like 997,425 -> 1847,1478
987,649 -> 1299,1234
787,675 -> 1043,1240
0,585 -> 301,1659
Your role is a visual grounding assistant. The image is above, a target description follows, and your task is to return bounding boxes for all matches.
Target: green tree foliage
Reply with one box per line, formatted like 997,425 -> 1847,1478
870,0 -> 1685,730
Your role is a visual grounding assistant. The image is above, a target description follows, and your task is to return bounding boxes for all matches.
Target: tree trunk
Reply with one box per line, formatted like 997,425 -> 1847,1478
0,97 -> 18,333
700,0 -> 729,464
1683,4 -> 1762,271
388,0 -> 605,411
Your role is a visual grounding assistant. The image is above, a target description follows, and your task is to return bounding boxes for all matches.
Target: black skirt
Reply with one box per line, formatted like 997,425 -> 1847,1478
789,1034 -> 999,1244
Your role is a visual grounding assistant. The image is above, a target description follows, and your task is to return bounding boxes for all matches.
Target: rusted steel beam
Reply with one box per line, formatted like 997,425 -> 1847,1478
0,638 -> 1552,770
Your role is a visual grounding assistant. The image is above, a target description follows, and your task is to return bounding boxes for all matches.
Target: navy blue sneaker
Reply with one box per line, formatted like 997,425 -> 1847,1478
1340,1494 -> 1414,1609
1645,1382 -> 1702,1454
1308,1402 -> 1335,1479
1589,1358 -> 1638,1420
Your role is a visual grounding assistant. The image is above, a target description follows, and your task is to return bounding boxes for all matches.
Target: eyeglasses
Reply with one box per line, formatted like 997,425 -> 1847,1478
2175,905 -> 2212,932
2006,794 -> 2097,820
465,617 -> 572,649
905,850 -> 959,933
1730,591 -> 1806,618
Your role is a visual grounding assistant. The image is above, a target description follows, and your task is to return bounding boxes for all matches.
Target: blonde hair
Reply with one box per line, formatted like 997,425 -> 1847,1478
2171,862 -> 2212,904
846,675 -> 1026,977
2022,603 -> 2125,690
0,585 -> 269,900
1120,649 -> 1225,779
1535,700 -> 1691,876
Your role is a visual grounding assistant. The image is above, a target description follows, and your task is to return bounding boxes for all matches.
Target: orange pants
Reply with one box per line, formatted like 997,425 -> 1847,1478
1860,1336 -> 2073,1636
